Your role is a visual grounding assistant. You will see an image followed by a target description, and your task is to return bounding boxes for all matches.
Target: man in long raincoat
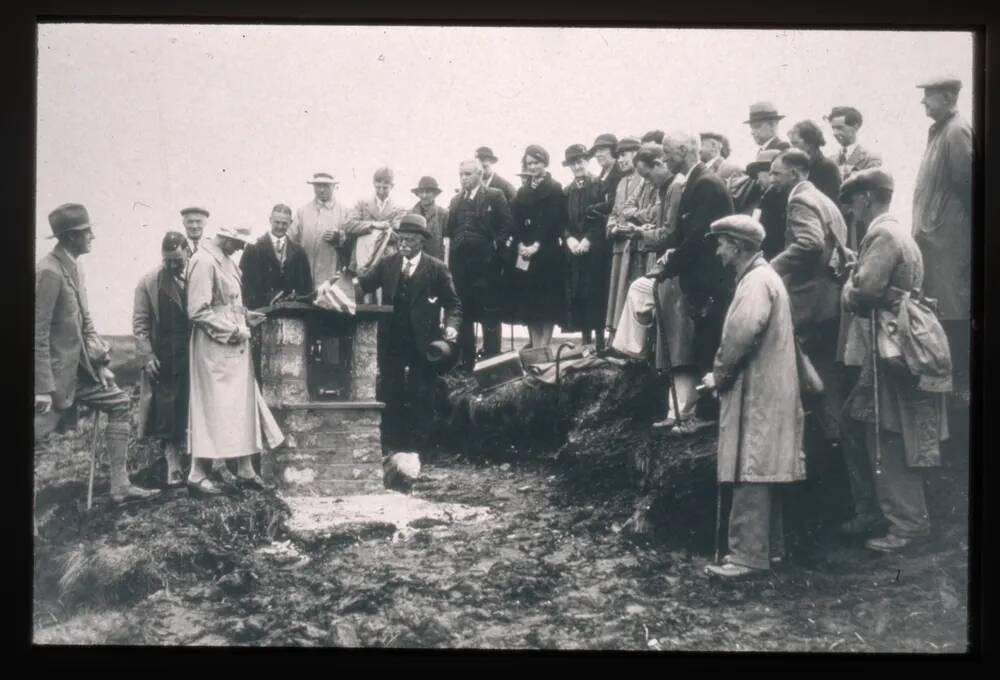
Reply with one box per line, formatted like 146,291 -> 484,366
702,215 -> 805,579
185,226 -> 284,495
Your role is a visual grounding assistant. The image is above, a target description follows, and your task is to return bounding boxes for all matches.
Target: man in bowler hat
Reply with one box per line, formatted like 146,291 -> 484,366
358,214 -> 462,449
36,203 -> 159,502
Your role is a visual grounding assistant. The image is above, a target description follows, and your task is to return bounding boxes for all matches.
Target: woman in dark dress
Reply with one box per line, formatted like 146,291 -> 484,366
561,144 -> 609,351
508,144 -> 566,349
789,119 -> 842,203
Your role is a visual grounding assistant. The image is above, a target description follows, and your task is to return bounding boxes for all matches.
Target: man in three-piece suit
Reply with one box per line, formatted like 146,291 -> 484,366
744,102 -> 791,154
446,159 -> 513,372
358,214 -> 462,449
35,203 -> 159,503
651,131 -> 735,434
133,231 -> 193,487
241,204 -> 314,310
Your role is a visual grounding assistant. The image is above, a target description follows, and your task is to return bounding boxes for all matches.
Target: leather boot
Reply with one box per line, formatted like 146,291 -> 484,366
106,421 -> 159,503
164,442 -> 184,487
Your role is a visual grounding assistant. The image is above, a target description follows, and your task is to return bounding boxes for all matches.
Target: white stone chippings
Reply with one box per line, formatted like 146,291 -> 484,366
281,493 -> 492,536
283,467 -> 317,484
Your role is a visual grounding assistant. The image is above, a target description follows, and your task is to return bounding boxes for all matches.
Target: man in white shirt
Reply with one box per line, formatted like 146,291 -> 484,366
825,106 -> 883,180
288,172 -> 350,284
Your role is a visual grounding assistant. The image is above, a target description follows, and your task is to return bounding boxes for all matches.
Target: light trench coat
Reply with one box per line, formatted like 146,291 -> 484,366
186,239 -> 283,459
713,254 -> 805,484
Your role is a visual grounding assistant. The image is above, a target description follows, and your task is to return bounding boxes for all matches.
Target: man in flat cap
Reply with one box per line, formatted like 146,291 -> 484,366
700,132 -> 744,182
358,214 -> 462,449
913,75 -> 973,410
411,176 -> 448,261
289,172 -> 349,285
745,102 -> 791,155
446,160 -> 513,373
241,204 -> 314,310
36,203 -> 159,502
180,206 -> 210,253
840,168 -> 949,551
825,106 -> 883,181
346,168 -> 409,290
702,215 -> 804,578
186,226 -> 284,495
133,231 -> 193,487
476,147 -> 516,204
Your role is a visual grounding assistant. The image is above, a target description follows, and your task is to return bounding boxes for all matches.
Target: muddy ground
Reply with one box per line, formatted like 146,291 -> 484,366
33,369 -> 970,651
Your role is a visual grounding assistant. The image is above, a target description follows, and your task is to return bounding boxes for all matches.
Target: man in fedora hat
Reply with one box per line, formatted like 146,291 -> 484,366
133,231 -> 193,488
180,206 -> 210,253
185,226 -> 284,495
701,215 -> 804,578
357,214 -> 462,449
744,102 -> 791,155
476,146 -> 516,204
913,75 -> 973,411
289,172 -> 349,284
447,159 -> 512,373
699,132 -> 744,182
35,203 -> 159,503
411,176 -> 448,261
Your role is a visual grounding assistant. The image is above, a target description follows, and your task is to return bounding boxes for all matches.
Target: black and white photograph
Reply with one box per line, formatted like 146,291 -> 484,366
31,21 -> 977,652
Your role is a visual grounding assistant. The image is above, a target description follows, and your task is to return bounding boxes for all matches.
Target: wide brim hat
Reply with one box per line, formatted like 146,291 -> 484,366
588,133 -> 619,156
839,168 -> 895,202
561,144 -> 591,166
47,203 -> 93,239
398,213 -> 432,240
216,226 -> 254,244
475,146 -> 499,163
744,101 -> 785,124
411,176 -> 442,195
306,173 -> 339,185
706,214 -> 766,248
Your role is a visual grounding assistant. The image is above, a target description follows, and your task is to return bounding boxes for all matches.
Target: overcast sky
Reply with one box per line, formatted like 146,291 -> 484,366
36,24 -> 974,333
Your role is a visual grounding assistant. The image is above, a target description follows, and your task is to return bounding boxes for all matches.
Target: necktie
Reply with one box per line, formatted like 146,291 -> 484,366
403,260 -> 413,278
839,148 -> 848,164
192,239 -> 199,252
276,238 -> 286,265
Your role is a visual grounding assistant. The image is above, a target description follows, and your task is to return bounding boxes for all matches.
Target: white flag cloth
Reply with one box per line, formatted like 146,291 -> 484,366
314,274 -> 357,315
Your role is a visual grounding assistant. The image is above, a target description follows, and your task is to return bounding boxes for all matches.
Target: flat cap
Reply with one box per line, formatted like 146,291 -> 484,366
916,75 -> 962,92
180,206 -> 210,217
707,214 -> 765,248
839,168 -> 895,200
398,213 -> 432,240
306,172 -> 338,185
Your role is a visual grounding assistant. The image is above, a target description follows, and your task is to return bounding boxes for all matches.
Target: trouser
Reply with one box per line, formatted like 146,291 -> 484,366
865,424 -> 931,538
798,319 -> 843,443
458,319 -> 501,372
727,482 -> 785,570
581,328 -> 606,352
379,342 -> 436,449
838,366 -> 882,520
35,376 -> 134,493
611,276 -> 655,359
942,321 -> 971,437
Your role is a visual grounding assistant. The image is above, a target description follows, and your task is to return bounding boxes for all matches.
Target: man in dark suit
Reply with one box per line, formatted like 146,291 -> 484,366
358,214 -> 462,449
476,146 -> 517,204
241,204 -> 314,310
447,159 -> 513,372
35,204 -> 159,502
651,131 -> 735,434
744,101 -> 791,154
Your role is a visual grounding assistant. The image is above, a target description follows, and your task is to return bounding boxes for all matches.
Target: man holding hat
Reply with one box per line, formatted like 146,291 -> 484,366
180,206 -> 210,253
840,168 -> 949,551
186,226 -> 284,495
289,172 -> 349,284
913,75 -> 973,407
346,167 -> 409,286
35,203 -> 159,503
475,147 -> 516,204
133,231 -> 193,487
357,213 -> 462,449
744,102 -> 791,155
701,214 -> 804,578
699,132 -> 743,182
411,176 -> 448,261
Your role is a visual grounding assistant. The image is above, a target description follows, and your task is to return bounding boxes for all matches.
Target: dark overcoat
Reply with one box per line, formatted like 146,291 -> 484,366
508,173 -> 567,323
562,175 -> 609,331
240,234 -> 314,310
446,185 -> 512,321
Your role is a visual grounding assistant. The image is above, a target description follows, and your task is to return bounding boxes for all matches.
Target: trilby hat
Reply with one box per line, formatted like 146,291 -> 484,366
744,101 -> 785,124
47,203 -> 93,239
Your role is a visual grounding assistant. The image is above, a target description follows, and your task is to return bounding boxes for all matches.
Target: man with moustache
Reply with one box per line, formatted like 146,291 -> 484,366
134,231 -> 194,487
180,206 -> 209,253
476,146 -> 517,204
446,160 -> 512,372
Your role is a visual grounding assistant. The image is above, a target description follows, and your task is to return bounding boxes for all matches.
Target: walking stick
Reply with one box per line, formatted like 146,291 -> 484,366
871,309 -> 882,476
714,479 -> 723,565
87,411 -> 100,510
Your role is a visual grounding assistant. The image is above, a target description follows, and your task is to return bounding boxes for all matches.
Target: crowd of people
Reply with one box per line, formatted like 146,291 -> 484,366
34,77 -> 972,578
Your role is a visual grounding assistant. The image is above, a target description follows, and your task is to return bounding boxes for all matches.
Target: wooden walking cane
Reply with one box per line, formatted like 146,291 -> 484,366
87,411 -> 100,510
871,309 -> 882,477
